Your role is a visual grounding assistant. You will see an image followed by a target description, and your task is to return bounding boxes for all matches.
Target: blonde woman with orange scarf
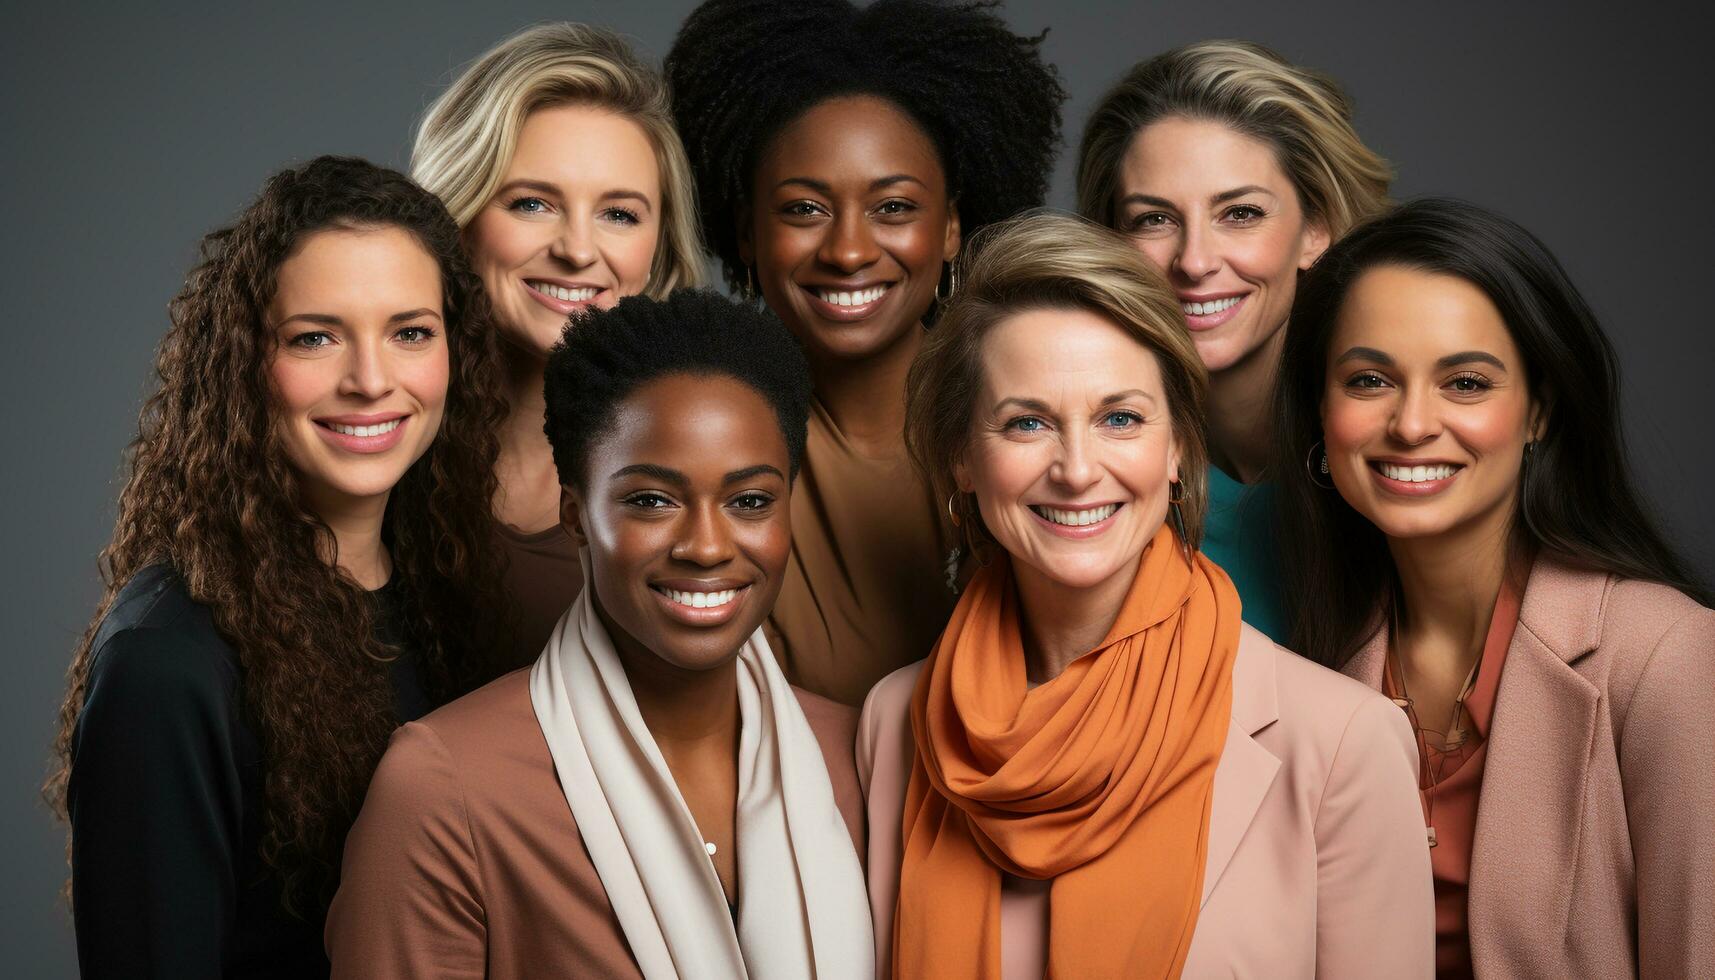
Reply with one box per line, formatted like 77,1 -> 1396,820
858,212 -> 1433,979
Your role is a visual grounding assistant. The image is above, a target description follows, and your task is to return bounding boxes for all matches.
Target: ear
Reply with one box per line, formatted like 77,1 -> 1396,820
952,453 -> 974,494
943,199 -> 962,263
559,484 -> 589,547
1298,217 -> 1332,272
1527,397 -> 1550,443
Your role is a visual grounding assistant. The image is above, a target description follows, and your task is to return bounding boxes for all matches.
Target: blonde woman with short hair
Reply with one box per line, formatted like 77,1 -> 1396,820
1077,41 -> 1391,643
859,211 -> 1431,978
414,23 -> 706,669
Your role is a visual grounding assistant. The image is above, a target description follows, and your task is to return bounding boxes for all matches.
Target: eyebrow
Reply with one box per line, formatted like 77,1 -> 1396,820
774,173 -> 927,195
1119,185 -> 1277,210
609,462 -> 786,484
991,389 -> 1158,414
494,179 -> 654,210
275,308 -> 442,328
1335,347 -> 1509,371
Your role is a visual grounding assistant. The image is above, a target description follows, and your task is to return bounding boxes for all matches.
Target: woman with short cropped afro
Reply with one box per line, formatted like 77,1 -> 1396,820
666,0 -> 1064,706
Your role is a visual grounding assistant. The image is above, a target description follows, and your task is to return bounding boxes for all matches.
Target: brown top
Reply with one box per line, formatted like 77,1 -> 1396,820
326,667 -> 866,980
766,399 -> 960,706
494,522 -> 582,674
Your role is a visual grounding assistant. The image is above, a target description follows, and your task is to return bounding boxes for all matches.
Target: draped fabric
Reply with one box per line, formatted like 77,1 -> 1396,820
895,525 -> 1242,979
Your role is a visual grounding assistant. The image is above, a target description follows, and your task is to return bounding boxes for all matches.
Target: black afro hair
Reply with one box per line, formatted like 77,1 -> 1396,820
544,289 -> 813,488
665,0 -> 1065,291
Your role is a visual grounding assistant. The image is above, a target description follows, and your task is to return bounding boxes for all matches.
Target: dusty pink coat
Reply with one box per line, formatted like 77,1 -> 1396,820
859,622 -> 1435,979
1344,559 -> 1715,978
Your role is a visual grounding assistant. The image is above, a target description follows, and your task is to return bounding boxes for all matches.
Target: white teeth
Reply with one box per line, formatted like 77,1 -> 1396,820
329,419 -> 401,438
1380,463 -> 1457,483
663,588 -> 738,609
816,285 -> 889,307
1181,296 -> 1241,316
530,281 -> 599,302
1034,503 -> 1118,527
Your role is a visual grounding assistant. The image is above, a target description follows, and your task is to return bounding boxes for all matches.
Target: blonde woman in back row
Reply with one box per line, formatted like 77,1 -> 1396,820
414,23 -> 706,671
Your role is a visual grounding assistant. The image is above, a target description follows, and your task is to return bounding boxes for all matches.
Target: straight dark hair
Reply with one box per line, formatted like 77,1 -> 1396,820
1275,197 -> 1710,668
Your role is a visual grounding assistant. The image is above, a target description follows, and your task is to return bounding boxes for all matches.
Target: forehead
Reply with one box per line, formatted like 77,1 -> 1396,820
756,95 -> 945,191
272,226 -> 441,311
506,103 -> 660,196
1332,265 -> 1520,367
595,373 -> 789,474
1120,116 -> 1291,199
979,306 -> 1166,399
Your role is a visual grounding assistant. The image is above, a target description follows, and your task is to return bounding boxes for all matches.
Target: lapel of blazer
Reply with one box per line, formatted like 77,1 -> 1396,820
1202,625 -> 1283,907
1466,560 -> 1607,971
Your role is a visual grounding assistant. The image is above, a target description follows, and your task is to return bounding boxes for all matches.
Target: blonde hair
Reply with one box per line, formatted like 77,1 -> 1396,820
905,210 -> 1212,551
413,23 -> 705,295
1077,40 -> 1392,240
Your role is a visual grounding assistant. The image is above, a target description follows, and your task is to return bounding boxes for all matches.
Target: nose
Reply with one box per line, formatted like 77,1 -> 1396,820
1388,385 -> 1441,446
817,210 -> 881,274
1173,223 -> 1219,282
338,335 -> 394,401
670,501 -> 737,567
549,212 -> 598,269
1048,428 -> 1100,495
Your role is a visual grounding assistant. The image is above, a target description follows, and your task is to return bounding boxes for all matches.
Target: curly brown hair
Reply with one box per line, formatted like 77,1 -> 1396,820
47,156 -> 512,911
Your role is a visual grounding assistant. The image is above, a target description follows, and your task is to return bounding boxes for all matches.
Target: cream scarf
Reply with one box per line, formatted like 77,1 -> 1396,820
529,569 -> 873,979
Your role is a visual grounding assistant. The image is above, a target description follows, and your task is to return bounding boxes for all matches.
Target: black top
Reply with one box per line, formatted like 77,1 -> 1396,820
67,564 -> 430,979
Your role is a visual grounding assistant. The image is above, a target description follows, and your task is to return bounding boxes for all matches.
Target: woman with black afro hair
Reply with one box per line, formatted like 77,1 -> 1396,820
329,290 -> 874,979
666,0 -> 1065,706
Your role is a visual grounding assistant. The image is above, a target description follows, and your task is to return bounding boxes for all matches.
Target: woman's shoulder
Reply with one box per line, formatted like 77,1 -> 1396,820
85,564 -> 239,707
1238,625 -> 1413,762
409,667 -> 543,760
860,660 -> 927,724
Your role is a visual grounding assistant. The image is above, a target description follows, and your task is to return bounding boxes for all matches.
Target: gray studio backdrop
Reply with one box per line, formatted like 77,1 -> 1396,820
4,0 -> 1709,973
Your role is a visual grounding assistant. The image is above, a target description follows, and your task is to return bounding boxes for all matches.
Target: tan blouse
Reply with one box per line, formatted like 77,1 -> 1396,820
494,523 -> 582,674
326,668 -> 866,979
766,399 -> 960,706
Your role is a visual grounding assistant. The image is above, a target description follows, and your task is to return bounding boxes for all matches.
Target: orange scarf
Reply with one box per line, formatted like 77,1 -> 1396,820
894,525 -> 1241,979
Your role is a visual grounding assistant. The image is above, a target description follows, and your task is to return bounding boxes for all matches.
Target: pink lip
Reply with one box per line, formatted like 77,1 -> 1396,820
649,584 -> 752,628
313,415 -> 409,454
800,283 -> 895,323
1179,292 -> 1247,332
1028,503 -> 1124,539
1367,461 -> 1462,497
524,279 -> 607,316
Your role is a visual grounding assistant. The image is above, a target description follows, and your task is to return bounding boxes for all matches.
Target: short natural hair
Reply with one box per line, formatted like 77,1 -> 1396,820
544,289 -> 813,489
1078,40 -> 1392,240
413,22 -> 705,295
905,210 -> 1211,551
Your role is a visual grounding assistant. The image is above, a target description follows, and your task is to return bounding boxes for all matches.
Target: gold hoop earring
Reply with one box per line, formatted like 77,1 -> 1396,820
935,263 -> 959,305
1305,440 -> 1335,489
946,492 -> 961,527
1168,479 -> 1185,504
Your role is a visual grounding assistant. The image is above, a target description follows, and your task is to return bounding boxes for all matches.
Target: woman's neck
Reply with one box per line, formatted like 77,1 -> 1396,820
809,323 -> 923,456
1205,327 -> 1284,484
597,601 -> 742,751
493,347 -> 563,532
1013,554 -> 1141,684
305,487 -> 392,589
1387,505 -> 1517,672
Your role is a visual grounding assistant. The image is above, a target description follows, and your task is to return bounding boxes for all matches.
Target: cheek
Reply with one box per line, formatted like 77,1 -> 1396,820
966,438 -> 1047,503
1321,393 -> 1384,455
740,513 -> 794,578
266,357 -> 328,417
1451,402 -> 1531,456
606,226 -> 661,296
1226,229 -> 1304,288
465,214 -> 538,284
1130,237 -> 1177,274
403,349 -> 451,419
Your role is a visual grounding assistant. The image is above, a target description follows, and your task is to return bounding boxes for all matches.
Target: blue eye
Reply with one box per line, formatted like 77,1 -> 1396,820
1103,410 -> 1141,428
1007,416 -> 1045,433
507,196 -> 550,214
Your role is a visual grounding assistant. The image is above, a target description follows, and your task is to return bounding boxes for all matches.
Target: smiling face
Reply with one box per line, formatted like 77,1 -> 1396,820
1321,265 -> 1540,545
1116,116 -> 1329,376
957,307 -> 1180,592
743,95 -> 960,366
267,225 -> 449,516
566,373 -> 793,673
464,103 -> 661,357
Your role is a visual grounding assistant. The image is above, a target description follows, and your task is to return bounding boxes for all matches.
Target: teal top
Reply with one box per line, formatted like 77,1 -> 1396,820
1199,465 -> 1289,644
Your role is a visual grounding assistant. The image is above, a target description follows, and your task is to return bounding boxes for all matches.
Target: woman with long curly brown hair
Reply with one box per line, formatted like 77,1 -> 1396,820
47,155 -> 511,979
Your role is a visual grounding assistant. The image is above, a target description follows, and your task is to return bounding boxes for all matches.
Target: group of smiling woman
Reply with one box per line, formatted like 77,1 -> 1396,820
51,1 -> 1713,978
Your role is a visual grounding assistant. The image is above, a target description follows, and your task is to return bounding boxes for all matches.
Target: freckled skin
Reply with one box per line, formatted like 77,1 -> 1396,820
1320,265 -> 1540,544
267,226 -> 448,513
742,95 -> 960,368
1116,117 -> 1328,377
465,105 -> 661,357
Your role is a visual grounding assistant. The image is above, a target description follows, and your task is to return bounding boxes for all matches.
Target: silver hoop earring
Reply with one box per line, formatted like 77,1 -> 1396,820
935,263 -> 959,305
743,265 -> 756,303
1306,440 -> 1335,489
946,492 -> 961,527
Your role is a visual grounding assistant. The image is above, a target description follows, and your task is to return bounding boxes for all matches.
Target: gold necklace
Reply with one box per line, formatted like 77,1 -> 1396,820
1387,637 -> 1485,849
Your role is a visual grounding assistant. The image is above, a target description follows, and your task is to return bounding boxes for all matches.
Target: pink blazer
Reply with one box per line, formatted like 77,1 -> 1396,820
1343,559 -> 1715,978
859,623 -> 1434,979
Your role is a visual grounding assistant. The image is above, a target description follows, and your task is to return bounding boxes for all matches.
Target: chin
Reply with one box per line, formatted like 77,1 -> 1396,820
1019,551 -> 1135,592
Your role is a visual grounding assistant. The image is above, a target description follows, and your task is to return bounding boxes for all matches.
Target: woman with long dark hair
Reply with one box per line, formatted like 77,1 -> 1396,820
49,156 -> 510,978
666,0 -> 1064,705
1275,197 -> 1713,977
